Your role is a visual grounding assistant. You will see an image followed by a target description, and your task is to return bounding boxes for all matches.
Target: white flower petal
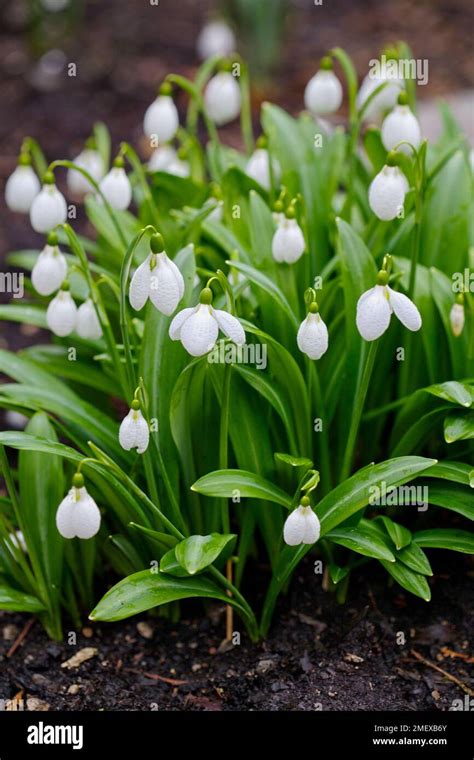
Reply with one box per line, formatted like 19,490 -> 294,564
272,219 -> 305,264
304,70 -> 343,115
129,255 -> 152,311
67,149 -> 104,195
197,20 -> 235,59
302,509 -> 321,543
46,291 -> 77,337
5,166 -> 40,213
357,70 -> 403,119
204,72 -> 241,126
284,506 -> 320,546
368,166 -> 406,221
245,149 -> 280,191
213,309 -> 246,345
31,244 -> 67,296
99,168 -> 131,211
387,287 -> 422,332
119,409 -> 149,454
180,304 -> 219,356
149,254 -> 184,316
148,145 -> 178,172
55,489 -> 76,538
449,303 -> 465,337
381,105 -> 421,154
30,184 -> 68,233
143,96 -> 179,143
169,306 -> 196,340
297,313 -> 328,360
76,299 -> 102,340
72,488 -> 101,539
356,285 -> 392,341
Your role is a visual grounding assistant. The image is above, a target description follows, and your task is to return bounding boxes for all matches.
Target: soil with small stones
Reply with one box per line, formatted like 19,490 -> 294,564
0,554 -> 472,711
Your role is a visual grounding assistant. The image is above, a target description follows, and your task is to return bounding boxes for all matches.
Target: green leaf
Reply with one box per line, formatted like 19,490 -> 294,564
424,381 -> 473,408
191,469 -> 292,509
0,583 -> 46,613
227,260 -> 299,329
325,526 -> 396,562
375,516 -> 412,550
414,529 -> 474,554
396,542 -> 433,576
89,570 -> 247,622
328,563 -> 350,585
380,560 -> 431,601
425,460 -> 474,488
444,412 -> 474,443
175,533 -> 236,575
274,453 -> 313,468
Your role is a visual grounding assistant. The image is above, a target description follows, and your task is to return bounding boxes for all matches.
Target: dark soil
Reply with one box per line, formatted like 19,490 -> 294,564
1,554 -> 472,711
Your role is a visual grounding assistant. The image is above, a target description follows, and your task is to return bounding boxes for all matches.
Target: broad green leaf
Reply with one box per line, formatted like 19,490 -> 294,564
175,533 -> 236,575
375,516 -> 412,550
424,381 -> 473,408
396,542 -> 433,576
192,469 -> 292,509
274,453 -> 313,468
414,529 -> 474,554
328,563 -> 350,585
0,583 -> 46,613
325,526 -> 396,562
425,460 -> 474,488
380,560 -> 431,601
227,260 -> 299,329
444,412 -> 474,443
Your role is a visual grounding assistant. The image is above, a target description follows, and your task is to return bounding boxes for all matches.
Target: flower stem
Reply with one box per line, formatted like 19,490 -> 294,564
340,340 -> 378,480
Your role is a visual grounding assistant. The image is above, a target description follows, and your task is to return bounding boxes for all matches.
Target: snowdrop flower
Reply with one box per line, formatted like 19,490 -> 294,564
283,497 -> 320,546
197,20 -> 236,60
148,144 -> 178,172
368,153 -> 408,221
272,207 -> 305,264
76,298 -> 102,340
143,83 -> 179,143
67,142 -> 104,195
246,140 -> 280,191
119,399 -> 149,454
166,156 -> 191,178
99,157 -> 132,211
381,92 -> 421,155
5,154 -> 40,213
304,56 -> 343,116
46,282 -> 77,337
450,294 -> 465,337
204,71 -> 241,126
356,267 -> 422,342
129,233 -> 184,316
297,301 -> 328,360
30,171 -> 67,233
31,231 -> 67,296
56,472 -> 101,540
356,60 -> 404,120
169,286 -> 245,357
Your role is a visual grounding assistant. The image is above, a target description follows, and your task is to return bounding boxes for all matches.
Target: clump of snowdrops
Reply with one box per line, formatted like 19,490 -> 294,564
1,44 -> 473,642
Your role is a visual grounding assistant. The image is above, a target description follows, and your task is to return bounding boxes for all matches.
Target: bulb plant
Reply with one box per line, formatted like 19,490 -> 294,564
0,44 -> 473,644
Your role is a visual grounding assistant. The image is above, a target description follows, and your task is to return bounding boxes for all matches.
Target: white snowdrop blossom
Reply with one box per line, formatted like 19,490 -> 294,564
368,161 -> 407,221
76,298 -> 102,340
356,272 -> 422,342
119,401 -> 149,454
67,147 -> 104,195
381,100 -> 421,155
304,58 -> 343,116
204,72 -> 241,126
166,157 -> 191,178
356,67 -> 404,120
129,234 -> 184,316
46,285 -> 77,337
29,173 -> 67,233
99,160 -> 132,210
31,234 -> 67,296
272,215 -> 305,264
169,287 -> 245,357
143,92 -> 179,143
56,474 -> 101,540
5,157 -> 40,213
283,500 -> 320,546
246,148 -> 280,191
197,20 -> 236,60
148,144 -> 179,172
450,301 -> 465,337
297,305 -> 329,360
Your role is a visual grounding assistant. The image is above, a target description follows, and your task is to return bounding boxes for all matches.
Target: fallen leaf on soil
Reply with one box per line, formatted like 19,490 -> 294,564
439,647 -> 474,663
61,647 -> 98,670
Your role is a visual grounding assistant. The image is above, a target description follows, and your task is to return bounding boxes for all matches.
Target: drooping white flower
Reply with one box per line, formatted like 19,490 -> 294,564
450,301 -> 465,337
197,20 -> 236,60
304,58 -> 343,116
357,66 -> 404,120
129,233 -> 184,316
99,159 -> 132,210
356,276 -> 422,342
56,474 -> 101,540
283,502 -> 320,546
31,233 -> 67,296
169,287 -> 245,357
381,97 -> 421,155
67,147 -> 104,195
368,161 -> 407,221
76,298 -> 102,340
119,401 -> 149,454
148,144 -> 178,172
272,215 -> 305,264
29,172 -> 67,233
166,157 -> 191,178
297,305 -> 328,360
143,91 -> 179,143
246,148 -> 280,191
46,284 -> 77,337
204,71 -> 241,126
5,156 -> 40,213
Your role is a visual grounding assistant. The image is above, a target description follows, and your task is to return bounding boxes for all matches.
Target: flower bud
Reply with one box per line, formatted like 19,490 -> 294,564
204,72 -> 241,126
76,298 -> 102,340
46,286 -> 77,337
5,156 -> 40,213
29,174 -> 67,233
304,59 -> 343,116
143,94 -> 179,143
99,161 -> 132,211
56,480 -> 101,540
31,239 -> 67,296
